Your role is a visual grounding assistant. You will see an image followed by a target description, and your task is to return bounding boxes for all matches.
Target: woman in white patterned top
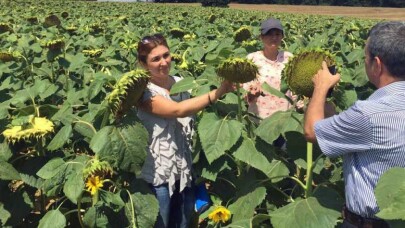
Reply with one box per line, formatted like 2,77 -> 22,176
243,18 -> 294,122
136,34 -> 233,228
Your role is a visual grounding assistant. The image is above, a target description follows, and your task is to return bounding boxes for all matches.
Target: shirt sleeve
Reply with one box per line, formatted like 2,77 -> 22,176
314,102 -> 373,158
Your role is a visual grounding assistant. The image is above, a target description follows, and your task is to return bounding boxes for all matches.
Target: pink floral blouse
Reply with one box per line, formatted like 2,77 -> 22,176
243,50 -> 293,120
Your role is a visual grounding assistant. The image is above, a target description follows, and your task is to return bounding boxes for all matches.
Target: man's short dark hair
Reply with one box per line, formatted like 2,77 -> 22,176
368,21 -> 405,79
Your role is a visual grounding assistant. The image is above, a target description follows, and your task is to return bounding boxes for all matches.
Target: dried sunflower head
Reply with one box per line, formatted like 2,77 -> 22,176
89,23 -> 103,33
43,14 -> 61,28
208,14 -> 216,23
26,17 -> 38,24
170,28 -> 186,39
3,116 -> 54,143
41,38 -> 65,51
0,51 -> 21,62
234,26 -> 252,43
0,23 -> 12,33
217,57 -> 258,83
61,12 -> 69,19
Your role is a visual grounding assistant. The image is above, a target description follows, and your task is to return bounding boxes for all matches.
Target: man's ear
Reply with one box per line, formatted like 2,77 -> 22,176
373,56 -> 383,77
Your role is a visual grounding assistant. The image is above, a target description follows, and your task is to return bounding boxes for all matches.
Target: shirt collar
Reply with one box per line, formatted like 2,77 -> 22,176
368,81 -> 405,100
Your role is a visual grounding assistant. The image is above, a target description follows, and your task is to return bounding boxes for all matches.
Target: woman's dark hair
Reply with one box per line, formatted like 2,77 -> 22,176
137,34 -> 169,64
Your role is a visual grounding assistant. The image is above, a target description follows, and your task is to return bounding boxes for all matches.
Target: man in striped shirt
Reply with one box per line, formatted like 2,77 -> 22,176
304,21 -> 405,228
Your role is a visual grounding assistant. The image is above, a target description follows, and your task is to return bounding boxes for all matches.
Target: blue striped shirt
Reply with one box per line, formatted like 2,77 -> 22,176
315,81 -> 405,218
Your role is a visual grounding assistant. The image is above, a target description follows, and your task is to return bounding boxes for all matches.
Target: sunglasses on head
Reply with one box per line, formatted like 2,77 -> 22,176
140,33 -> 165,44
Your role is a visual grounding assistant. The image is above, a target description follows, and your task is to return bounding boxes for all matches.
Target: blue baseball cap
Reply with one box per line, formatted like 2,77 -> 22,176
260,18 -> 283,35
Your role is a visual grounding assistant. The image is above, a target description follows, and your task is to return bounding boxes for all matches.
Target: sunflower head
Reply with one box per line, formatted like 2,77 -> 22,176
234,26 -> 252,43
0,52 -> 13,62
85,175 -> 104,196
119,41 -> 138,50
41,38 -> 65,51
183,33 -> 196,41
208,206 -> 231,224
282,48 -> 336,97
43,14 -> 61,28
0,23 -> 12,33
106,69 -> 150,118
208,14 -> 216,23
61,12 -> 69,19
118,16 -> 129,25
26,17 -> 39,24
66,25 -> 78,33
89,23 -> 104,33
2,116 -> 54,143
170,53 -> 182,64
83,158 -> 113,179
242,40 -> 259,52
217,57 -> 258,83
170,28 -> 186,39
82,49 -> 103,58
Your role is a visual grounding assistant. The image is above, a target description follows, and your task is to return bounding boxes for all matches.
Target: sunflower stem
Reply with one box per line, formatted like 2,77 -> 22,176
100,108 -> 110,128
126,189 -> 138,228
305,142 -> 313,198
236,83 -> 242,122
92,191 -> 99,206
77,192 -> 85,228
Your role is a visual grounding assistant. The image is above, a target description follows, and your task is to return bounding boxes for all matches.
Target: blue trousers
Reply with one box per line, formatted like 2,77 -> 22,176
151,181 -> 195,228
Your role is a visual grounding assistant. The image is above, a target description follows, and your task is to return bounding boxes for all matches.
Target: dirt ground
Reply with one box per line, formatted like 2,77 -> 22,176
228,3 -> 405,21
167,3 -> 405,21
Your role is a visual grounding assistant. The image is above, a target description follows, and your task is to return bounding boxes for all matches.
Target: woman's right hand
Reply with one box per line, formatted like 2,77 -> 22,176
246,81 -> 262,102
217,80 -> 235,95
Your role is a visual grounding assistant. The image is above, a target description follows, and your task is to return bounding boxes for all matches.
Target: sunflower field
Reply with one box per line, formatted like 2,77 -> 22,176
1,0 -> 405,227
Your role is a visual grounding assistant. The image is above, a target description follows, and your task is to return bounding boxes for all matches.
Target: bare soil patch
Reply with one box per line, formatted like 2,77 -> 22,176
228,3 -> 405,21
166,3 -> 405,21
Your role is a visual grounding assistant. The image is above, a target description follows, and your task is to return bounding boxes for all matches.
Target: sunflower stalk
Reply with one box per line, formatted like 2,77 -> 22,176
77,191 -> 85,228
305,142 -> 313,198
92,191 -> 99,206
235,83 -> 242,122
126,189 -> 138,228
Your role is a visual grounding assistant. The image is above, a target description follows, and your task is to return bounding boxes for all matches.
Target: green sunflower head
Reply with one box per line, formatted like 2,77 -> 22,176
83,158 -> 113,179
217,57 -> 258,83
282,49 -> 336,97
106,69 -> 150,118
3,116 -> 54,143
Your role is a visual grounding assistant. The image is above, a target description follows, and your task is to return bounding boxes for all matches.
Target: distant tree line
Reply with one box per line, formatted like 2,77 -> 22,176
155,0 -> 405,7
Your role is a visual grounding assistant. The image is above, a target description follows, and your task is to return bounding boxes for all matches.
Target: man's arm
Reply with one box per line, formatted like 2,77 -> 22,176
304,61 -> 340,143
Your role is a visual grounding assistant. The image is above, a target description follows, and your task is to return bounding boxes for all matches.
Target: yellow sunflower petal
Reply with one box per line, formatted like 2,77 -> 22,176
85,176 -> 104,195
208,206 -> 231,224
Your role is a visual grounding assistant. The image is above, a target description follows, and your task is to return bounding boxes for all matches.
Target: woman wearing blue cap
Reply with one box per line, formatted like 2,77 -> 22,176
243,18 -> 297,126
